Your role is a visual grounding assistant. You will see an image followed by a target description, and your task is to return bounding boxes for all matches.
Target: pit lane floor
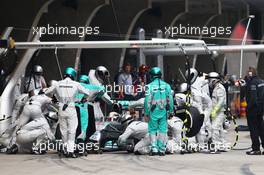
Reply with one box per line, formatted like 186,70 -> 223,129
0,119 -> 263,175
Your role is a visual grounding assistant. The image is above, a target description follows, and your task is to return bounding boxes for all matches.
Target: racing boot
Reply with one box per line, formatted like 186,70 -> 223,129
246,150 -> 261,155
66,152 -> 78,158
149,134 -> 158,156
157,133 -> 167,156
149,148 -> 159,156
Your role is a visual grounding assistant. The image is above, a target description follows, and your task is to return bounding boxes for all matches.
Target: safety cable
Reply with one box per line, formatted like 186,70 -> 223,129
179,110 -> 247,151
25,50 -> 41,93
54,47 -> 63,80
110,0 -> 122,38
54,47 -> 73,107
227,113 -> 251,151
216,71 -> 249,150
107,1 -> 123,111
179,44 -> 191,105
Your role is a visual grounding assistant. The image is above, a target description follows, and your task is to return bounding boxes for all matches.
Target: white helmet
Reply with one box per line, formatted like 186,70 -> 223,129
33,65 -> 43,75
185,68 -> 198,84
95,66 -> 110,84
223,119 -> 231,130
175,93 -> 187,107
208,72 -> 220,88
177,83 -> 188,93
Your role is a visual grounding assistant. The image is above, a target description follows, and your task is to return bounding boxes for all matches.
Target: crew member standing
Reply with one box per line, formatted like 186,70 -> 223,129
144,67 -> 173,156
45,67 -> 90,158
24,65 -> 47,96
245,67 -> 264,155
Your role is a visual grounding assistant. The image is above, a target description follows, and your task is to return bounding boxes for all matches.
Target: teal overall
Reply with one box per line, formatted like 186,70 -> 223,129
144,78 -> 173,153
75,83 -> 105,141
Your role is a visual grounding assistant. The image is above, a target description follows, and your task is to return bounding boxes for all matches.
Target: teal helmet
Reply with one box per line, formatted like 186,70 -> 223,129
64,67 -> 77,80
149,67 -> 162,80
79,75 -> 90,84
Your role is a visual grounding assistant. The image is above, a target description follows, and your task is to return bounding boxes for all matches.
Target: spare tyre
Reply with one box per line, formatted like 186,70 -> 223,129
176,106 -> 204,137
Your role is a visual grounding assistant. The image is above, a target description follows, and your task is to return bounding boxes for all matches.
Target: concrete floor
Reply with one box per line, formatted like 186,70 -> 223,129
0,119 -> 264,175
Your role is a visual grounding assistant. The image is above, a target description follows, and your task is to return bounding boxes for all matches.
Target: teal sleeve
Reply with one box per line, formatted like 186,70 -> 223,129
75,93 -> 84,100
144,85 -> 150,116
88,84 -> 105,98
118,100 -> 130,109
75,83 -> 86,100
167,85 -> 174,113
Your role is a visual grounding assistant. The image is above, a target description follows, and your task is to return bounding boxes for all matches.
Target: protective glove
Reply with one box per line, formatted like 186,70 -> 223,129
211,109 -> 218,119
239,79 -> 246,86
211,105 -> 220,119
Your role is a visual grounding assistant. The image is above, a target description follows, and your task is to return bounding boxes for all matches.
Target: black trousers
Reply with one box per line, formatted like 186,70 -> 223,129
246,110 -> 264,151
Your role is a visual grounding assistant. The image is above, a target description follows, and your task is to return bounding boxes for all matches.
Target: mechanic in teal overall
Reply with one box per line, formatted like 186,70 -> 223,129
144,67 -> 174,156
75,75 -> 105,141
